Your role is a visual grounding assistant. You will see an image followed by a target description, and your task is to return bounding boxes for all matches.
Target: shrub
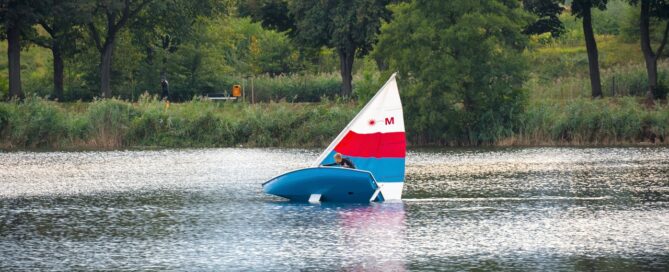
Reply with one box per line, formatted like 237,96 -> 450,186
250,73 -> 341,102
85,98 -> 138,148
518,97 -> 669,145
2,97 -> 70,148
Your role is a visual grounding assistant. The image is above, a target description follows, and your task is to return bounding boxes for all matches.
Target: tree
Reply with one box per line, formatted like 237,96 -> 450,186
289,0 -> 390,97
28,0 -> 86,100
0,0 -> 42,99
522,0 -> 565,37
239,0 -> 295,34
374,0 -> 532,144
129,0 -> 226,97
571,0 -> 607,98
87,0 -> 152,98
631,0 -> 669,102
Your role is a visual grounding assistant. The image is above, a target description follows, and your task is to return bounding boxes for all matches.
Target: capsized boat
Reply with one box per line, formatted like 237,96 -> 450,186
262,73 -> 405,202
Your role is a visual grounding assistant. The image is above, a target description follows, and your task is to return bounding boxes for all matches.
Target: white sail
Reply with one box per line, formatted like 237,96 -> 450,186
313,73 -> 406,200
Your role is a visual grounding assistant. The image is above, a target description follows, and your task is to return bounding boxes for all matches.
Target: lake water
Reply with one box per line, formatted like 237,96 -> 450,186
1,147 -> 668,271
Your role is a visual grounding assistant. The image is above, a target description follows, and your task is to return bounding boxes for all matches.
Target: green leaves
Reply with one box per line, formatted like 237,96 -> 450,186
289,0 -> 391,96
375,0 -> 532,145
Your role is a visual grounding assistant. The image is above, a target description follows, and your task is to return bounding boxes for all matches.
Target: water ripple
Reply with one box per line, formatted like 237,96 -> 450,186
1,147 -> 668,271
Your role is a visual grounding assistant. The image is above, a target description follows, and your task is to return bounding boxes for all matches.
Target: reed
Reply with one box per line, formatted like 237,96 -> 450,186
243,73 -> 341,102
0,95 -> 358,150
0,97 -> 71,149
0,96 -> 666,150
511,97 -> 668,145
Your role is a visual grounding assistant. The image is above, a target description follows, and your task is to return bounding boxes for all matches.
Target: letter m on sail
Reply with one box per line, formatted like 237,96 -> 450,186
385,117 -> 395,125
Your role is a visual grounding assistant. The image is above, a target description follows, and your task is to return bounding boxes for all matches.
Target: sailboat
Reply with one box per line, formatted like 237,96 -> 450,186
262,73 -> 405,203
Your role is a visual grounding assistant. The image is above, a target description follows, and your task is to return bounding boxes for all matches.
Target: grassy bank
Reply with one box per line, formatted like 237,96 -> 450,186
509,97 -> 668,146
525,60 -> 669,101
0,95 -> 357,150
0,96 -> 667,150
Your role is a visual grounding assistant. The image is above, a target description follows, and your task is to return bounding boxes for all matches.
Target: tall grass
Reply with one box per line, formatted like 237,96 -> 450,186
0,97 -> 72,148
600,62 -> 669,97
0,95 -> 358,150
85,99 -> 137,148
1,96 -> 667,150
511,97 -> 668,145
526,60 -> 669,100
205,73 -> 342,103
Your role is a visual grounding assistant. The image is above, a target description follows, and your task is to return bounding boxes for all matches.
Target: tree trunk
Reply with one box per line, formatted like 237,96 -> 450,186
338,48 -> 354,97
7,24 -> 24,99
639,1 -> 669,102
100,42 -> 114,98
582,7 -> 602,98
52,45 -> 64,101
640,0 -> 656,103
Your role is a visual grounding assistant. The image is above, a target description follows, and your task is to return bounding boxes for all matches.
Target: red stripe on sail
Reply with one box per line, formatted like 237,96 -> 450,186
334,131 -> 406,158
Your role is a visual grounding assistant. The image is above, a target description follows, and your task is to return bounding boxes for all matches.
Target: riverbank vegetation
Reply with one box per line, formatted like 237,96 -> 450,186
0,95 -> 357,149
0,95 -> 666,150
1,0 -> 668,149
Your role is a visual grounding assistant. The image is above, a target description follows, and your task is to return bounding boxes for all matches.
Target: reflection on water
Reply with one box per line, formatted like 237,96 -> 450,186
338,203 -> 406,271
0,147 -> 668,271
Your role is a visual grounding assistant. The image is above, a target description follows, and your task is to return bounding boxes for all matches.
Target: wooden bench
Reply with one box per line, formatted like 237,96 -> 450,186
206,93 -> 238,101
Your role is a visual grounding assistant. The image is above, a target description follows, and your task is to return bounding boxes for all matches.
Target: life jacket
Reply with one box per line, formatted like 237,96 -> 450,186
339,158 -> 355,169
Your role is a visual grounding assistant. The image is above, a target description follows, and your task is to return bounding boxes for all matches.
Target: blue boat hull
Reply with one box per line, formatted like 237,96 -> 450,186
262,167 -> 384,203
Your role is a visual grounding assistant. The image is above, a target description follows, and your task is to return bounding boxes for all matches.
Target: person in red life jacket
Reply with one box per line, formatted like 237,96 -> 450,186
323,153 -> 356,169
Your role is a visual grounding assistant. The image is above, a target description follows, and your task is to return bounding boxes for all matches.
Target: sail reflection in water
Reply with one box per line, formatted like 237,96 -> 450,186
337,203 -> 406,271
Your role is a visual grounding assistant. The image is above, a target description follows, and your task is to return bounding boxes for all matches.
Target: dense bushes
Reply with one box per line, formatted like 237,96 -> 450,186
1,96 -> 666,150
375,1 -> 532,145
250,73 -> 341,102
515,97 -> 668,145
0,96 -> 358,150
0,98 -> 71,148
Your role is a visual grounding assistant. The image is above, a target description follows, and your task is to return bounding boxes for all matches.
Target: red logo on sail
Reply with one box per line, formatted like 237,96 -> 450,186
385,117 -> 394,125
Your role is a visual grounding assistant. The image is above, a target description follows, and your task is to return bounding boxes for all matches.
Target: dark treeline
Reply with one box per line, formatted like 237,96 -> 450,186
1,0 -> 669,146
0,0 -> 394,101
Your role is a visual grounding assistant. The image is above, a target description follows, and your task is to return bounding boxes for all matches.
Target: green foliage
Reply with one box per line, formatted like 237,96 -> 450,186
522,0 -> 565,37
375,0 -> 532,145
591,0 -> 632,35
0,99 -> 360,149
545,1 -> 635,46
571,0 -> 609,19
0,64 -> 8,99
251,73 -> 340,102
238,0 -> 295,33
3,0 -> 669,149
125,94 -> 171,145
11,14 -> 304,102
0,0 -> 42,31
526,2 -> 658,89
526,59 -> 669,100
602,61 -> 669,97
290,0 -> 389,54
289,0 -> 391,95
1,97 -> 667,149
352,57 -> 383,103
518,97 -> 669,144
0,97 -> 71,148
653,82 -> 668,99
528,35 -> 642,80
85,98 -> 138,147
138,16 -> 300,100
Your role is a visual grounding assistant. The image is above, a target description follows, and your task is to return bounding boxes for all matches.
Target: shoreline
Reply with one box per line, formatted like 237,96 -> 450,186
2,142 -> 667,153
1,97 -> 667,151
